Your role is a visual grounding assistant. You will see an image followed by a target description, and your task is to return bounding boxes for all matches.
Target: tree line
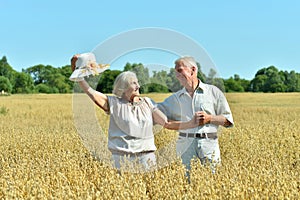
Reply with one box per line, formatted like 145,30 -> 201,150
0,56 -> 300,94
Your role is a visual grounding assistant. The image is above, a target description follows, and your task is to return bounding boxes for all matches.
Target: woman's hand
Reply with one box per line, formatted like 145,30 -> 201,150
70,54 -> 80,72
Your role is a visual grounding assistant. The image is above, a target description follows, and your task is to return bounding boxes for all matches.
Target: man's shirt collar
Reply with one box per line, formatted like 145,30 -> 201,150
178,80 -> 205,97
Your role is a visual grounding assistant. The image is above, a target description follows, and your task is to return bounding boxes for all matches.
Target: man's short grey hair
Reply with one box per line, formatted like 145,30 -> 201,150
113,71 -> 137,97
175,56 -> 197,68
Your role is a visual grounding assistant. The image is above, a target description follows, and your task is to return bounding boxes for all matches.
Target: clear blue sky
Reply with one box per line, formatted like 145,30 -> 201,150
1,0 -> 299,80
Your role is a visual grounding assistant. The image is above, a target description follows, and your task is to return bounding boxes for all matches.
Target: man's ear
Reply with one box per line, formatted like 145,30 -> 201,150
191,66 -> 196,75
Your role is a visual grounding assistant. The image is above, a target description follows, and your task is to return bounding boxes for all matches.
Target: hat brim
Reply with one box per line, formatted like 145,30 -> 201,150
69,65 -> 110,81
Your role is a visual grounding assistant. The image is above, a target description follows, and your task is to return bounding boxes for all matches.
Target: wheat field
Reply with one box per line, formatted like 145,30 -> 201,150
0,93 -> 299,199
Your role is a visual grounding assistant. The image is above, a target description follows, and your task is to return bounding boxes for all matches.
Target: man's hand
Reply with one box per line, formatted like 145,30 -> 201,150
195,111 -> 230,126
195,111 -> 211,125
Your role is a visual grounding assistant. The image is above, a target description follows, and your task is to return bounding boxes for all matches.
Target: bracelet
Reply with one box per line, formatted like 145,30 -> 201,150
87,87 -> 96,95
76,77 -> 84,82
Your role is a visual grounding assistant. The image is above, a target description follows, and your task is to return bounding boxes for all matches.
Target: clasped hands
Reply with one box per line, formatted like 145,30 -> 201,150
193,111 -> 211,126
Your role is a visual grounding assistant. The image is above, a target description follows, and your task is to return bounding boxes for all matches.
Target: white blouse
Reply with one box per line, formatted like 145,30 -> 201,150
107,96 -> 157,154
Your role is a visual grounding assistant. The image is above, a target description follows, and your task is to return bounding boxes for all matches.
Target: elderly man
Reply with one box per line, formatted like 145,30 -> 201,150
158,56 -> 234,174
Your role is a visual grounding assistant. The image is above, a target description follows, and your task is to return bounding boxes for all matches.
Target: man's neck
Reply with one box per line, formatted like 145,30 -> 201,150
185,79 -> 199,97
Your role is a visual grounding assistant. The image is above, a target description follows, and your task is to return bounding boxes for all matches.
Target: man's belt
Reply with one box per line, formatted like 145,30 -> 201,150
111,150 -> 155,156
179,132 -> 218,139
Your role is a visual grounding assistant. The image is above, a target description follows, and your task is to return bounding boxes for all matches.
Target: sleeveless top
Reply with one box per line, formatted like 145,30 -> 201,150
107,96 -> 157,154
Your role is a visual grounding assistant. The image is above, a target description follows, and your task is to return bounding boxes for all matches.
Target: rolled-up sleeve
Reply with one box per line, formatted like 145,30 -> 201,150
218,93 -> 234,126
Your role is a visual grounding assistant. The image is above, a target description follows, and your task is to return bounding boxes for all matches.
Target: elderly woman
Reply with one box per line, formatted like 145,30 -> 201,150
71,55 -> 201,171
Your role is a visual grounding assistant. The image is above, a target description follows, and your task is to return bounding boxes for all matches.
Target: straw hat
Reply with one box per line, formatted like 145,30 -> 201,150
69,52 -> 109,81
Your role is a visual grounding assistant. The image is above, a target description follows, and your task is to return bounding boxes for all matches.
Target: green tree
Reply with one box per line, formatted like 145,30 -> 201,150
166,68 -> 181,92
224,74 -> 251,92
147,83 -> 170,93
25,64 -> 71,93
25,64 -> 47,84
0,56 -> 16,87
59,65 -> 74,91
13,72 -> 34,93
52,73 -> 71,93
264,66 -> 285,92
45,70 -> 71,93
197,62 -> 206,82
0,76 -> 13,93
206,68 -> 225,92
251,66 -> 287,92
283,70 -> 300,92
148,70 -> 170,93
224,77 -> 244,92
96,70 -> 122,93
35,83 -> 51,93
151,70 -> 168,85
0,56 -> 15,79
239,79 -> 251,92
251,74 -> 267,92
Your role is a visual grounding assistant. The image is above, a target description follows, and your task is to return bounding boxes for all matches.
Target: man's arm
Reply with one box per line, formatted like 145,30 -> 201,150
197,111 -> 233,127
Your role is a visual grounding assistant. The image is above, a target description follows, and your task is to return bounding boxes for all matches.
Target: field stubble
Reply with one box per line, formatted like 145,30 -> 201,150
0,93 -> 299,199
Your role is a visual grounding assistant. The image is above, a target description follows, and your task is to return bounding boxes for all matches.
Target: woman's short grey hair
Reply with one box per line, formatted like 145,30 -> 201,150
175,56 -> 197,69
112,71 -> 137,97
